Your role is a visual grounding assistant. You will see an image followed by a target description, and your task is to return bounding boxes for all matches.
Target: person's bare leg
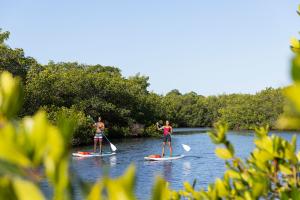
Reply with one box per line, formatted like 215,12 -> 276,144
168,142 -> 172,157
162,142 -> 166,157
99,140 -> 102,154
94,139 -> 97,152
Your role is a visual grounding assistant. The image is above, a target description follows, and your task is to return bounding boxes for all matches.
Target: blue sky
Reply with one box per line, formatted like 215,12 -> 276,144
1,1 -> 299,95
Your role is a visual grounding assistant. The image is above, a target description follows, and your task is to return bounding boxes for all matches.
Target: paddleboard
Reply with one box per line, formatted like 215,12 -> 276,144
72,151 -> 116,157
144,155 -> 184,161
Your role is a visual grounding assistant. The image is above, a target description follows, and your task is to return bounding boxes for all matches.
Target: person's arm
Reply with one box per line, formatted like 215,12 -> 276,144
156,122 -> 163,130
170,126 -> 173,134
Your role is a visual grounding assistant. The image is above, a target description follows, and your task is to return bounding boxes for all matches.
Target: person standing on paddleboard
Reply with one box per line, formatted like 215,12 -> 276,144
156,120 -> 173,157
93,117 -> 105,154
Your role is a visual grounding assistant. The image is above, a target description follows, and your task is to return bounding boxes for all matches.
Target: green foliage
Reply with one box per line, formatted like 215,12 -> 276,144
144,124 -> 161,137
151,177 -> 179,200
87,165 -> 136,200
162,88 -> 284,130
0,29 -> 9,44
0,72 -> 72,199
22,61 -> 163,141
0,29 -> 38,81
218,88 -> 284,130
0,71 -> 23,119
279,23 -> 300,130
44,106 -> 94,146
291,56 -> 300,82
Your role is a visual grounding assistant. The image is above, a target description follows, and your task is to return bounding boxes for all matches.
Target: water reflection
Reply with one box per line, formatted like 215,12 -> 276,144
163,161 -> 173,180
92,157 -> 104,167
109,156 -> 117,167
72,155 -> 117,168
182,161 -> 191,176
72,157 -> 87,161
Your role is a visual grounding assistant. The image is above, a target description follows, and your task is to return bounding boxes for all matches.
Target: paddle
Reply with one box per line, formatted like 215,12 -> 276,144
102,133 -> 117,152
181,144 -> 191,152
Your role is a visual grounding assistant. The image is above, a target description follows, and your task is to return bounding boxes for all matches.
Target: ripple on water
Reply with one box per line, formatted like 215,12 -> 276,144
41,130 -> 300,199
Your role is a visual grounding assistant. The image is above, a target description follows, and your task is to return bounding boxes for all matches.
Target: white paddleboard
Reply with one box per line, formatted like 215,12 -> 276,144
72,152 -> 116,157
144,155 -> 184,161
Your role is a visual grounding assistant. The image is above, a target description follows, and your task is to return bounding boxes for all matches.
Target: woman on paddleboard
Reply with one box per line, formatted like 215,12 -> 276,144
93,117 -> 105,153
156,120 -> 173,157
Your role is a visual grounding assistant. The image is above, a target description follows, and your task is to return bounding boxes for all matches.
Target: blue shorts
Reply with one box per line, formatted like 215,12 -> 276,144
163,134 -> 171,142
94,132 -> 103,140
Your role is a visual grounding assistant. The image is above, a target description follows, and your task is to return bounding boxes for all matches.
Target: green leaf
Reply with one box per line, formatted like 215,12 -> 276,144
255,137 -> 273,153
291,37 -> 300,49
297,151 -> 300,161
87,181 -> 102,200
208,131 -> 219,144
118,164 -> 136,196
279,164 -> 293,175
0,125 -> 31,167
277,116 -> 300,130
225,170 -> 241,179
226,142 -> 235,157
215,178 -> 229,197
234,181 -> 245,190
297,5 -> 300,16
251,176 -> 267,198
151,177 -> 168,200
101,165 -> 137,200
291,135 -> 297,153
0,72 -> 23,119
208,124 -> 228,144
13,178 -> 45,200
254,126 -> 269,138
292,55 -> 300,82
291,187 -> 300,199
284,84 -> 300,113
252,149 -> 273,163
215,147 -> 233,160
244,191 -> 253,200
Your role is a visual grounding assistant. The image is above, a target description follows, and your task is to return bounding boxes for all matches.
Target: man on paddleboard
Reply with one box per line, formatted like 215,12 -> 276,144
93,117 -> 105,153
156,120 -> 173,157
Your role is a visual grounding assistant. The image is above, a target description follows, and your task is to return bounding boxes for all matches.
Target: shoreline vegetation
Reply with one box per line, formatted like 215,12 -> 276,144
0,28 -> 287,146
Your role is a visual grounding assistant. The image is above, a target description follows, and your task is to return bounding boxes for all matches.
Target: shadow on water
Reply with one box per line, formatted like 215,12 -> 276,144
184,155 -> 202,159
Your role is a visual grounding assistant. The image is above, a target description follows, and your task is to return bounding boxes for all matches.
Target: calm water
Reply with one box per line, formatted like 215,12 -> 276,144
50,129 -> 300,199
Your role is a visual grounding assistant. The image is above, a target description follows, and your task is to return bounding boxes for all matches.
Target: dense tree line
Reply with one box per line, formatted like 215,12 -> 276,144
0,29 -> 285,145
163,88 -> 284,129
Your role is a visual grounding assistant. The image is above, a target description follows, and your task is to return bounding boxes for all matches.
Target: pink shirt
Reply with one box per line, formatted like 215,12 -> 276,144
163,127 -> 171,136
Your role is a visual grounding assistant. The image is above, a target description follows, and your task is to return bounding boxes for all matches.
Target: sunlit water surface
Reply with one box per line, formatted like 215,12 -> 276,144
42,129 -> 300,199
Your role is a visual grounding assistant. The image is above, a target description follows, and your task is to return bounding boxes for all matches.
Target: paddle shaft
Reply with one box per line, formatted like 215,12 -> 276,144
102,133 -> 112,144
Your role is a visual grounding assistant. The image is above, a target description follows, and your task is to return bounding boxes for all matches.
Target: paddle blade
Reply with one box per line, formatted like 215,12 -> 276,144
182,144 -> 191,152
110,143 -> 117,152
